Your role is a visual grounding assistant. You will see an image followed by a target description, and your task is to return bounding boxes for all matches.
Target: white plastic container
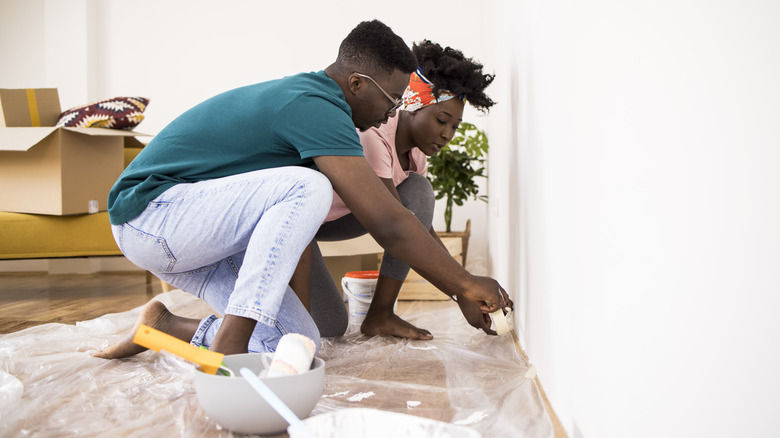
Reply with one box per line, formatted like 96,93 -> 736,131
341,270 -> 379,329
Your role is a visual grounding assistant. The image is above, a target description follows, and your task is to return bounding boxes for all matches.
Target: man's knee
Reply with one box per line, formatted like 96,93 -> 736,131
287,167 -> 332,195
285,167 -> 333,216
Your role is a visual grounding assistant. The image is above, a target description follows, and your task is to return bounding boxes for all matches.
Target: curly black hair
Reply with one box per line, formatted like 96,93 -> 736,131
337,20 -> 417,76
413,40 -> 495,112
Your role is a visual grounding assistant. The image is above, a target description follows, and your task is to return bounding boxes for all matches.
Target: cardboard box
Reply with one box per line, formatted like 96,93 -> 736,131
0,89 -> 145,215
0,88 -> 61,127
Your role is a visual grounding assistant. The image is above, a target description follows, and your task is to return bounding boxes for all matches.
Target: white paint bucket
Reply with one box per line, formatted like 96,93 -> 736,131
341,271 -> 379,330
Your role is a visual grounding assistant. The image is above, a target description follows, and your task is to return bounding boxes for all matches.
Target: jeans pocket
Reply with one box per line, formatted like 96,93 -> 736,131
121,224 -> 177,273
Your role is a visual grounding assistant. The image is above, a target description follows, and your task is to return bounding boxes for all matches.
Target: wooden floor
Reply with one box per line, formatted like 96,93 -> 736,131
0,271 -> 162,334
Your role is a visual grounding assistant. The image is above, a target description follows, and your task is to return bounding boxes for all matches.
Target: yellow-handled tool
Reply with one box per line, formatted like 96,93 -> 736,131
133,324 -> 225,375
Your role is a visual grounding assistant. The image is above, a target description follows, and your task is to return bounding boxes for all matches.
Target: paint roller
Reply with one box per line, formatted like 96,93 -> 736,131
266,333 -> 317,377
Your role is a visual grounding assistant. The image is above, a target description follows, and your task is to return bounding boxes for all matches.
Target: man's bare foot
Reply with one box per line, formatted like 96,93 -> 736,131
361,312 -> 433,340
92,300 -> 200,359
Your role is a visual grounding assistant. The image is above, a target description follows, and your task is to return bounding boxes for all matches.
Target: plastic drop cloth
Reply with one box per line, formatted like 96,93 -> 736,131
0,290 -> 553,438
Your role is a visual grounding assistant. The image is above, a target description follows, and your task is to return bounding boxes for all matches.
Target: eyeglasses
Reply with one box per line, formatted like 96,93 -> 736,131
354,72 -> 403,115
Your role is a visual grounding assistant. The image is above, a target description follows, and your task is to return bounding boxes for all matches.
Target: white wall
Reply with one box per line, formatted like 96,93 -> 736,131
487,0 -> 780,437
0,1 -> 46,86
11,1 -> 778,437
0,0 -> 99,112
0,0 -> 495,273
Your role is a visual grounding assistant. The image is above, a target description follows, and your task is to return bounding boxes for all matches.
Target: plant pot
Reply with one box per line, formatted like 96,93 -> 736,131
435,219 -> 471,268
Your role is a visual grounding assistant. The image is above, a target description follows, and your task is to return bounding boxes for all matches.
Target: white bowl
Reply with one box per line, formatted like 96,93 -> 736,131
195,353 -> 325,435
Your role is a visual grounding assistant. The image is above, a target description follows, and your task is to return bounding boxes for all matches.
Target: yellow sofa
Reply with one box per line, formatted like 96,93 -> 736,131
0,147 -> 141,261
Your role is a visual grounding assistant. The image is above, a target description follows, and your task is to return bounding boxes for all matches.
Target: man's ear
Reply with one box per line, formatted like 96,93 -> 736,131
347,74 -> 362,96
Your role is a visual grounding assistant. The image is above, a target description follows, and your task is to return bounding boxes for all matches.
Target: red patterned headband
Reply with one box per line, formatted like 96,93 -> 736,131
401,68 -> 463,112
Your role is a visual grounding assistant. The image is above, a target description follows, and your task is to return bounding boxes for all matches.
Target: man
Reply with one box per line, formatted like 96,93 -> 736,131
95,20 -> 511,360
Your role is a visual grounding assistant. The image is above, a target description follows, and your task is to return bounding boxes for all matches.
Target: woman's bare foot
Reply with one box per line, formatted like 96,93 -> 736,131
361,312 -> 433,340
92,300 -> 200,359
208,314 -> 256,355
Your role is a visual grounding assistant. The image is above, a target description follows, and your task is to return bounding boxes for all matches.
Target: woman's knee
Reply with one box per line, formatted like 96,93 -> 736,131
397,173 -> 435,225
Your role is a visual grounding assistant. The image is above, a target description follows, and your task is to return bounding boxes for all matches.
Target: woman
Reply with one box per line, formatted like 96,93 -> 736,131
306,40 -> 496,340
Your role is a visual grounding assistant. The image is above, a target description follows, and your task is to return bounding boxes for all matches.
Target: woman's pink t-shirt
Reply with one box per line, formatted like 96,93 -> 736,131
325,114 -> 428,222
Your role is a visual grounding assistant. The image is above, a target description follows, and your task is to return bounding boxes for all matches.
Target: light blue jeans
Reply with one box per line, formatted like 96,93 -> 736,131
111,167 -> 332,353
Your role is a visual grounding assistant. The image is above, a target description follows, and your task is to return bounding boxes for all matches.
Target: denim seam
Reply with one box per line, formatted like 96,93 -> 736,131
163,261 -> 220,278
197,264 -> 219,300
274,320 -> 289,336
124,222 -> 178,272
226,256 -> 240,276
191,314 -> 219,347
116,225 -> 124,253
224,305 -> 277,328
157,238 -> 176,272
249,178 -> 306,323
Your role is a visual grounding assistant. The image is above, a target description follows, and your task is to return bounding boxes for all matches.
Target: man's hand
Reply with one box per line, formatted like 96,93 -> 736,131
459,275 -> 513,313
455,296 -> 496,335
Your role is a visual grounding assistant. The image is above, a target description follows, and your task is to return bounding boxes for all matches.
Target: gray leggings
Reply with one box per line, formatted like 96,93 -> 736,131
309,173 -> 436,337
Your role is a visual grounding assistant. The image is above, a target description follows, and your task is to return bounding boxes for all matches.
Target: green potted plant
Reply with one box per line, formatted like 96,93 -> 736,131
426,121 -> 489,266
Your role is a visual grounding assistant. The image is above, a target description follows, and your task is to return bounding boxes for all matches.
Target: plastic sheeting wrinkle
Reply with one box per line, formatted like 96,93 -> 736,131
453,411 -> 489,425
347,391 -> 375,402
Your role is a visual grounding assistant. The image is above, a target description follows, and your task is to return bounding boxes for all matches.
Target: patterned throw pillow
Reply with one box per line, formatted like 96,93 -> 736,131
56,97 -> 149,129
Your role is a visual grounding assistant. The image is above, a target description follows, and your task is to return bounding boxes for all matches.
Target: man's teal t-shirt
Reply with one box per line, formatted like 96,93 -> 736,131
108,71 -> 363,225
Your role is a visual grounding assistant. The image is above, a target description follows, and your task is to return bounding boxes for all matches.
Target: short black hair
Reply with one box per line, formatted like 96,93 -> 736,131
413,40 -> 496,112
337,20 -> 417,76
